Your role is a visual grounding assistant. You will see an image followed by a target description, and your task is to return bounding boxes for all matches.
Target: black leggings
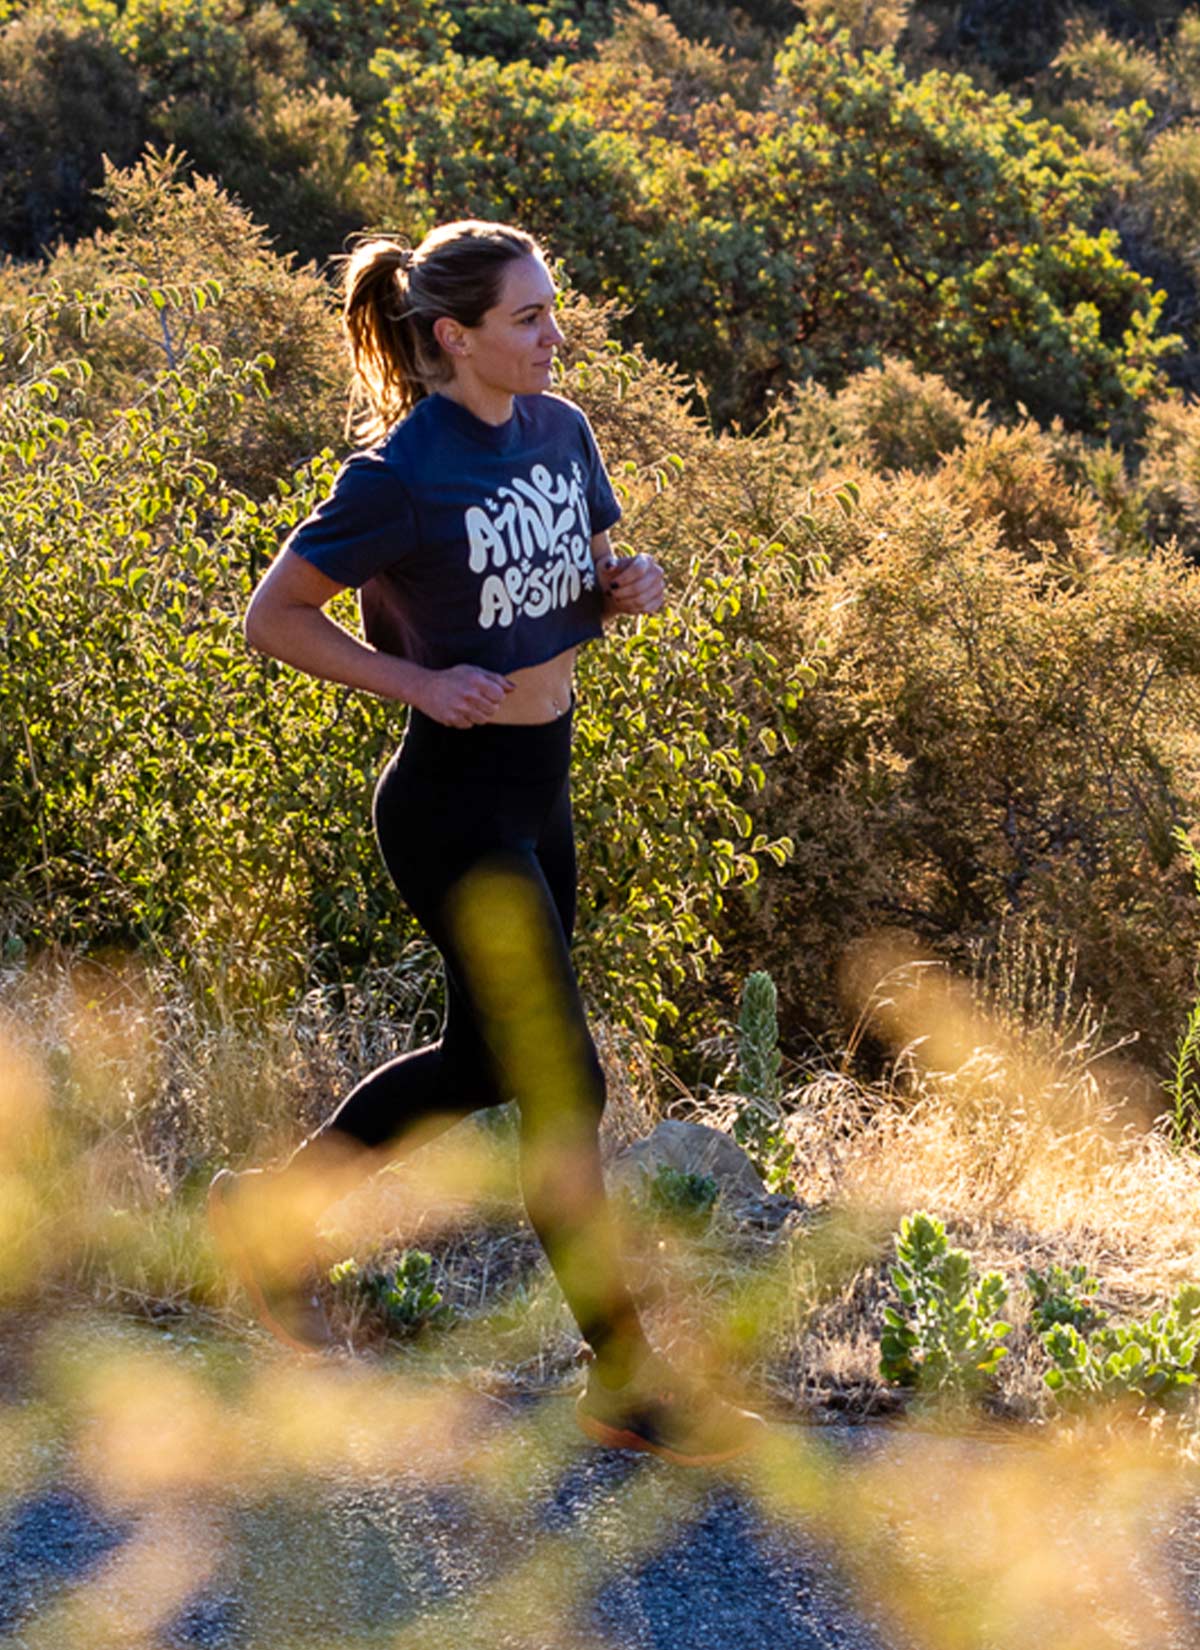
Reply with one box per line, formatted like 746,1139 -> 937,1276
316,701 -> 644,1367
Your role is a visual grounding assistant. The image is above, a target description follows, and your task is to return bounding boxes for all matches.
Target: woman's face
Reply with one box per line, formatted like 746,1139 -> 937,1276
447,254 -> 565,396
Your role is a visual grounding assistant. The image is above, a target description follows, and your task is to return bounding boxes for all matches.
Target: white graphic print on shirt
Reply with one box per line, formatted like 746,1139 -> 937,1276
464,460 -> 595,630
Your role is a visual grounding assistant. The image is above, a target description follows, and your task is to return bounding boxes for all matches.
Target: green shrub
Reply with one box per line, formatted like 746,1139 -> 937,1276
442,0 -> 607,63
1050,16 -> 1167,110
767,24 -> 1179,438
284,0 -> 454,73
353,19 -> 1179,435
5,148 -> 346,496
0,168 -> 810,1047
1140,123 -> 1200,270
1040,1283 -> 1200,1413
880,1211 -> 1011,1402
115,0 -> 310,108
0,6 -> 144,257
329,1250 -> 454,1334
1025,1261 -> 1107,1336
633,1163 -> 719,1233
812,0 -> 911,54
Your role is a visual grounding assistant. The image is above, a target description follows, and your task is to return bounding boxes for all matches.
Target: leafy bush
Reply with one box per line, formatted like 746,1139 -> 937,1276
365,45 -> 647,279
5,148 -> 346,496
767,23 -> 1179,438
948,419 -> 1104,566
115,0 -> 310,108
744,462 -> 1200,1073
830,357 -> 985,475
1141,122 -> 1200,270
1138,395 -> 1200,564
632,1163 -> 719,1233
1040,1283 -> 1200,1412
1050,16 -> 1168,110
284,0 -> 455,72
3,4 -> 1183,439
813,0 -> 912,54
0,165 -> 811,1047
0,6 -> 144,257
351,18 -> 1180,434
442,0 -> 608,63
1025,1261 -> 1107,1336
9,120 -> 1200,1095
594,1 -> 764,107
329,1250 -> 454,1334
879,1210 -> 1011,1402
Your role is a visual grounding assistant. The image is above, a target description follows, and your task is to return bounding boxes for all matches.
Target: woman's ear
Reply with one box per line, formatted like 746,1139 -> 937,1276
433,315 -> 471,358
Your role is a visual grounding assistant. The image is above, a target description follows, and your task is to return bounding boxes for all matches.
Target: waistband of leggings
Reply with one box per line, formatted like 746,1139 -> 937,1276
397,699 -> 574,782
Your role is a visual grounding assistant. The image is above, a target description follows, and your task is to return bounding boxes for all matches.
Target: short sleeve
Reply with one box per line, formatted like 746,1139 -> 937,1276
577,410 -> 622,535
282,450 -> 416,589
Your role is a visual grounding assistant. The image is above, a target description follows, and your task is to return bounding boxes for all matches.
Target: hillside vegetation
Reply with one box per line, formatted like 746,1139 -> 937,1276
7,0 -> 1200,1104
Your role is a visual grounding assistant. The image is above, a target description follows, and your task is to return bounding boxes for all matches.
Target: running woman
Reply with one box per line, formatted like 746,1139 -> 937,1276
209,219 -> 765,1467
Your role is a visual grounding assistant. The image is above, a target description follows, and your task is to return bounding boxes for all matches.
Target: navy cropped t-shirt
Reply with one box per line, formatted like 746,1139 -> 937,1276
283,390 -> 623,674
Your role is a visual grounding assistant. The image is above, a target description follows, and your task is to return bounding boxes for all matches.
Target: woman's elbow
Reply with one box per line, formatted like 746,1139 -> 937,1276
243,592 -> 277,656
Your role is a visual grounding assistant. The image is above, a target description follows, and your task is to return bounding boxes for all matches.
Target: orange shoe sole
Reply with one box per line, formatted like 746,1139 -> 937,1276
575,1397 -> 765,1467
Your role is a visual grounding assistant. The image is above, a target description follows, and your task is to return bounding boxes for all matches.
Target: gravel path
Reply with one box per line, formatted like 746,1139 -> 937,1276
0,1403 -> 897,1650
5,1329 -> 1200,1650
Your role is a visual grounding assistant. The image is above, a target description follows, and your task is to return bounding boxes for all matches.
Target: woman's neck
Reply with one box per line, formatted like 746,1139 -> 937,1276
435,380 -> 514,427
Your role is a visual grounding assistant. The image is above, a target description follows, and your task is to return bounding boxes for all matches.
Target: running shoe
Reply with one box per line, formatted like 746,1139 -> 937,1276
207,1167 -> 335,1355
575,1349 -> 767,1467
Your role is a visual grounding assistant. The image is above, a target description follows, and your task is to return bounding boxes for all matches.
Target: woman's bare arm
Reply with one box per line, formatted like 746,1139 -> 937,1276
244,548 -> 429,701
244,548 -> 514,726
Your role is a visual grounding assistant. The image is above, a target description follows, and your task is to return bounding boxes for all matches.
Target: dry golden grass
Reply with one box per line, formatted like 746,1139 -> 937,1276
8,925 -> 1200,1648
6,919 -> 1200,1429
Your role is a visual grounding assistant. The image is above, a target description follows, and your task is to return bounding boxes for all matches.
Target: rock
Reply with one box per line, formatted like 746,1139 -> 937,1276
607,1119 -> 766,1203
721,1191 -> 806,1233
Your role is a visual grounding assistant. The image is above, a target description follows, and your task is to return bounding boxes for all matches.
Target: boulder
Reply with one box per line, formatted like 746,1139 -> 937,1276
607,1118 -> 766,1203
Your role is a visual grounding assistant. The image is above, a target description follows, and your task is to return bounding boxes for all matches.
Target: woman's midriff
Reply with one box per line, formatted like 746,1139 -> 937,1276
488,645 -> 579,725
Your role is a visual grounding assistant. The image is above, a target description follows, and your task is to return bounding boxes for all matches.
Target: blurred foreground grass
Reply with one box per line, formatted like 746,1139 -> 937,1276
6,923 -> 1200,1645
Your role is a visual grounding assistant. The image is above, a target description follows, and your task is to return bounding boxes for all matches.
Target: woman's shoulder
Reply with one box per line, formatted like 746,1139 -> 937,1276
519,393 -> 602,458
521,390 -> 586,429
334,441 -> 413,502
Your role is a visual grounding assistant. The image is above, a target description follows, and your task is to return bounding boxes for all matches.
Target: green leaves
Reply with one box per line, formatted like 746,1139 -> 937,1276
1026,1262 -> 1107,1337
3,248 -> 820,1048
329,1250 -> 454,1335
1038,1285 -> 1200,1413
883,1218 -> 1200,1416
626,1164 -> 720,1236
729,969 -> 794,1192
879,1211 -> 1011,1402
572,523 -> 807,1044
0,278 -> 393,1010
